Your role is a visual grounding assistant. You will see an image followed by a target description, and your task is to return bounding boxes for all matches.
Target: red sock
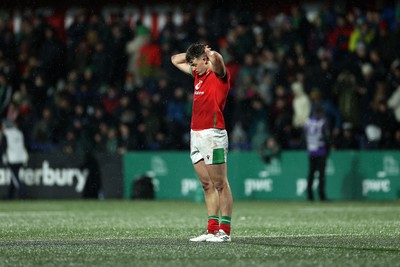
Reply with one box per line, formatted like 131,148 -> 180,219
220,223 -> 231,236
220,216 -> 231,235
207,216 -> 219,234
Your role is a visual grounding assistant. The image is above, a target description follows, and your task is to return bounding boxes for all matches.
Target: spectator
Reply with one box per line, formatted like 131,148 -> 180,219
230,122 -> 249,150
90,41 -> 109,87
309,89 -> 341,140
392,128 -> 400,150
270,84 -> 293,149
60,129 -> 77,154
137,37 -> 162,92
81,152 -> 102,199
387,61 -> 400,96
357,63 -> 376,128
12,81 -> 32,116
75,67 -> 97,106
125,21 -> 151,86
0,119 -> 29,199
140,107 -> 161,148
291,81 -> 311,128
370,99 -> 397,149
0,18 -> 17,61
113,94 -> 136,126
102,86 -> 120,115
6,101 -> 20,123
348,19 -> 375,52
333,122 -> 359,150
364,124 -> 382,149
32,106 -> 56,150
259,135 -> 281,164
234,53 -> 258,101
105,126 -> 118,153
248,95 -> 269,150
371,21 -> 396,67
388,85 -> 400,123
0,4 -> 400,153
31,73 -> 49,118
39,27 -> 65,86
0,72 -> 13,119
71,40 -> 90,72
106,24 -> 128,86
327,14 -> 353,60
66,10 -> 88,68
53,91 -> 73,143
304,106 -> 330,201
307,57 -> 336,101
333,70 -> 360,130
166,87 -> 188,149
118,123 -> 136,153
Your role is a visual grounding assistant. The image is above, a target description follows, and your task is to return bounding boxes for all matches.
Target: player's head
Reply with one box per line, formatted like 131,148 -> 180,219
186,43 -> 208,75
185,43 -> 206,63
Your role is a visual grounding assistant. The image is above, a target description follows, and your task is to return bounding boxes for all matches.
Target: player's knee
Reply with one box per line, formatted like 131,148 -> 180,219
201,181 -> 213,192
213,180 -> 227,192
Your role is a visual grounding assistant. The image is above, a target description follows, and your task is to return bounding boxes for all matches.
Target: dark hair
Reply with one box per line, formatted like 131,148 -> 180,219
185,43 -> 206,63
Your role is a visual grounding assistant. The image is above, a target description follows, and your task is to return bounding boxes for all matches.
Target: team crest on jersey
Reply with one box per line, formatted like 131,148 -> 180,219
206,155 -> 210,160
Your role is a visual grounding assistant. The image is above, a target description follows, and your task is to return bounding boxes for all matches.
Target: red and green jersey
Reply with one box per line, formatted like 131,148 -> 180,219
191,69 -> 231,130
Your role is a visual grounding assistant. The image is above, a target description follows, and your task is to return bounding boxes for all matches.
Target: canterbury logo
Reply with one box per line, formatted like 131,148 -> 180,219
195,80 -> 203,90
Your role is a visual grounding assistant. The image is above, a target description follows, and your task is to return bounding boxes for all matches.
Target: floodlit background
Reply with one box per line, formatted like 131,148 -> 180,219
0,0 -> 399,200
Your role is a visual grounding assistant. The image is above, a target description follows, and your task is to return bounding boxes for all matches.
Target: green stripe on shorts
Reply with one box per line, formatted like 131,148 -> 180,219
212,148 -> 225,164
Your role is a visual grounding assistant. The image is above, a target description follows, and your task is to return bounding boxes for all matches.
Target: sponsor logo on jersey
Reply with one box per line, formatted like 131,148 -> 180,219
195,80 -> 203,90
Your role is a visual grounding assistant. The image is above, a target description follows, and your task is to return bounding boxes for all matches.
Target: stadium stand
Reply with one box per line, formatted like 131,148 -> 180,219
0,1 -> 400,154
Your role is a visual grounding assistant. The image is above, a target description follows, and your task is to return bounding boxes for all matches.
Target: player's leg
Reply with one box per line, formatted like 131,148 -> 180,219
189,130 -> 220,242
206,162 -> 233,242
194,160 -> 220,216
189,160 -> 220,242
192,129 -> 232,242
206,163 -> 232,216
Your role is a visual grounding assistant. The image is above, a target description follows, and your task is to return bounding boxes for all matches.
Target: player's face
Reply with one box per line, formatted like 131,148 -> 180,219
190,56 -> 208,76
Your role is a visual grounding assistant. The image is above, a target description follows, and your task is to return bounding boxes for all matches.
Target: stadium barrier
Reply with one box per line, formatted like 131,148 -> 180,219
1,151 -> 398,200
124,151 -> 400,200
0,153 -> 123,199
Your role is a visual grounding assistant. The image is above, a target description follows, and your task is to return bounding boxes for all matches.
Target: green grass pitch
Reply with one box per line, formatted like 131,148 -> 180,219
0,200 -> 399,267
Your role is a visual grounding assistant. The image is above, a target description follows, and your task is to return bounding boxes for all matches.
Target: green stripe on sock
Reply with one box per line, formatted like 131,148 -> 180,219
208,215 -> 219,221
220,216 -> 231,225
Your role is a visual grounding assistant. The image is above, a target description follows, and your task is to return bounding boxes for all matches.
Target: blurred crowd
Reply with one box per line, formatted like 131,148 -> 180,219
1,2 -> 400,154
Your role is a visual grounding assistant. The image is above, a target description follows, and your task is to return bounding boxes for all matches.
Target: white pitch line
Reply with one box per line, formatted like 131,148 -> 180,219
232,233 -> 366,238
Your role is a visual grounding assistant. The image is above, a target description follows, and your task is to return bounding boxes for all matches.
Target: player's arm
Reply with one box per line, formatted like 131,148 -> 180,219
171,53 -> 192,75
204,45 -> 226,78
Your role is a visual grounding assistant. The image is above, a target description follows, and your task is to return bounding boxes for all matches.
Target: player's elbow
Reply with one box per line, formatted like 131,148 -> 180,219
171,55 -> 177,65
209,52 -> 222,64
171,54 -> 182,66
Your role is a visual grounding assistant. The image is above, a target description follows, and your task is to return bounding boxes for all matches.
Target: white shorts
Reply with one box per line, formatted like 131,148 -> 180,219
190,129 -> 228,165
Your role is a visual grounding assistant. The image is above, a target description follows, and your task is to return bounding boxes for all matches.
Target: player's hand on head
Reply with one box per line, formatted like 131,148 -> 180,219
204,45 -> 214,60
